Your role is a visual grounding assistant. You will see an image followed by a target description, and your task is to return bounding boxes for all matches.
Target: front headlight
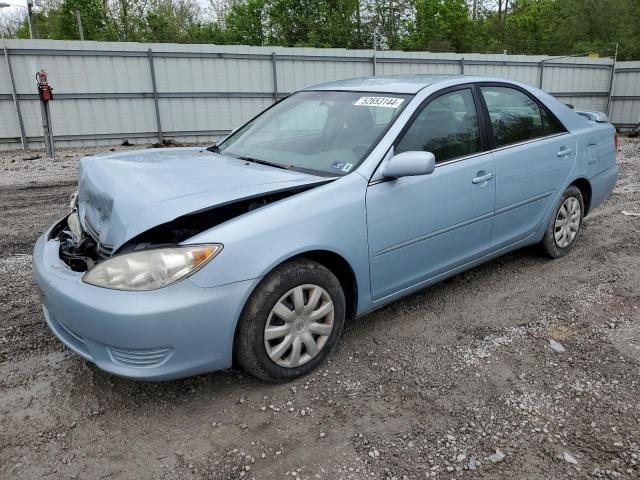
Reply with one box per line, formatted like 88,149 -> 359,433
82,244 -> 222,291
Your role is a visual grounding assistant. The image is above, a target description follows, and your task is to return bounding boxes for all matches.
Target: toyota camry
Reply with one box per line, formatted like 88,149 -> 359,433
33,75 -> 618,382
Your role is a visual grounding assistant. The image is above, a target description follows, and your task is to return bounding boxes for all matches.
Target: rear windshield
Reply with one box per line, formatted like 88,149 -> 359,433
219,91 -> 412,176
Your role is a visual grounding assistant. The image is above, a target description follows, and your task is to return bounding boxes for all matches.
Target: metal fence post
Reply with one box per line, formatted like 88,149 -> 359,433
3,46 -> 27,150
605,43 -> 619,117
147,48 -> 163,143
271,52 -> 278,102
372,50 -> 377,76
606,63 -> 616,116
39,98 -> 55,158
460,57 -> 465,75
538,60 -> 545,89
76,11 -> 84,41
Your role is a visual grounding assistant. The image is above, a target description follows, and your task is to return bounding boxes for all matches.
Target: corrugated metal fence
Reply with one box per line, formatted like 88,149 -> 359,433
1,39 -> 639,151
611,60 -> 640,131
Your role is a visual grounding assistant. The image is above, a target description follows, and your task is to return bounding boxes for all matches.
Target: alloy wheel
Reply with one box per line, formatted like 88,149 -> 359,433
264,284 -> 335,368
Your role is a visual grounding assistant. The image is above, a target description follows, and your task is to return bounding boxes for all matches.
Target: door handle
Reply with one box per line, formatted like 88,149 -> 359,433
472,172 -> 495,184
557,147 -> 573,157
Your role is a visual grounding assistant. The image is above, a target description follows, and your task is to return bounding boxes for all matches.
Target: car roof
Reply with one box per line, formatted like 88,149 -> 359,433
303,74 -> 473,94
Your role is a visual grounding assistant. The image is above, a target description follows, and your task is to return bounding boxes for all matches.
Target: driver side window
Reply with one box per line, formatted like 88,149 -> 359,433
396,88 -> 481,163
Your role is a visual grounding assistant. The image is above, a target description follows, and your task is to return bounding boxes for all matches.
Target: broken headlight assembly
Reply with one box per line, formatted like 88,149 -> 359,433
82,244 -> 223,291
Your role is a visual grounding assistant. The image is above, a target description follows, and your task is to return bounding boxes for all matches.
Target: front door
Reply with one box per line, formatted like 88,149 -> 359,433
366,87 -> 496,301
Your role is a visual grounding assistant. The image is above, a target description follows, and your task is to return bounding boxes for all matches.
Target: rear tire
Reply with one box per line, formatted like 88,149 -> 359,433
235,258 -> 345,382
541,185 -> 584,258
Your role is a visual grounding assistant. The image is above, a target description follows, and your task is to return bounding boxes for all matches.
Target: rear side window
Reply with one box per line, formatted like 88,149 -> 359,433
541,108 -> 566,135
481,86 -> 547,147
396,88 -> 481,163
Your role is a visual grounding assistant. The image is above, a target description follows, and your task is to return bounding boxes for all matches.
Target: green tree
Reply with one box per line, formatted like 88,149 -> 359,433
402,0 -> 472,52
144,0 -> 201,43
5,0 -> 640,60
16,0 -> 116,40
225,0 -> 267,45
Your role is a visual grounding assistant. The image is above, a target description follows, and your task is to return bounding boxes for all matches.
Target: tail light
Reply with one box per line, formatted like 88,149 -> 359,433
614,131 -> 619,150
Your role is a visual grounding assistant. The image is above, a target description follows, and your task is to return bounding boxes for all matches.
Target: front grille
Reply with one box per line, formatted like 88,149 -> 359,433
107,346 -> 173,368
84,215 -> 114,259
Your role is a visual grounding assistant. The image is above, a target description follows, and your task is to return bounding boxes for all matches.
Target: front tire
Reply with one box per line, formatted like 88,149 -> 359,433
235,258 -> 345,382
541,185 -> 584,258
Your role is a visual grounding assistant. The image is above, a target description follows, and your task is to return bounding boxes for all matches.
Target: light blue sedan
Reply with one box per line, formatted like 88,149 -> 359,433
33,75 -> 618,382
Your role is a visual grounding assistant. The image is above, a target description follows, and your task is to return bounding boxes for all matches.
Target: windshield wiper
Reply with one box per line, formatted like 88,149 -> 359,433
237,156 -> 292,170
206,144 -> 220,153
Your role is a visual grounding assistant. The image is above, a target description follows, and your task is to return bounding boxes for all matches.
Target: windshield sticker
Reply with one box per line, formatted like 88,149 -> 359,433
330,161 -> 354,173
354,96 -> 405,108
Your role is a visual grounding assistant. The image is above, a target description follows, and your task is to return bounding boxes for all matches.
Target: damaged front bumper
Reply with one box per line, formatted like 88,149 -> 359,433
50,213 -> 104,272
32,224 -> 260,380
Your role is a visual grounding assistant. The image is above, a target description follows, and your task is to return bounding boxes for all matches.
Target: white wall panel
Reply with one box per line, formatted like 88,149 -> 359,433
613,71 -> 638,96
276,59 -> 372,93
7,52 -> 152,94
155,57 -> 273,93
464,63 -> 539,85
0,102 -> 20,138
160,97 -> 271,132
553,95 -> 608,112
610,99 -> 640,126
0,38 -> 637,150
609,61 -> 640,127
0,56 -> 12,94
377,62 -> 460,76
542,65 -> 611,93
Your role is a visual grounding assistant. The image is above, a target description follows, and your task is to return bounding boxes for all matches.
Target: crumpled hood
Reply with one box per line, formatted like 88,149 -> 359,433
77,147 -> 325,250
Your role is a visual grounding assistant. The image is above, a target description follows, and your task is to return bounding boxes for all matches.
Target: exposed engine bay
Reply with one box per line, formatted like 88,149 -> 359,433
51,185 -> 320,272
50,213 -> 102,272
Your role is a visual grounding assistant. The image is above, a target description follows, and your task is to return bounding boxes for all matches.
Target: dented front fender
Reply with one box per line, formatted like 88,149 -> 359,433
184,173 -> 372,315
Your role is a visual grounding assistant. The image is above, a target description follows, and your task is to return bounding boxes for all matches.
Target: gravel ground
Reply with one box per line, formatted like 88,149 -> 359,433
0,138 -> 639,480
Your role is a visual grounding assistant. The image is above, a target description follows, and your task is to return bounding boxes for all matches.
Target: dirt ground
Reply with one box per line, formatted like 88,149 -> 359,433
0,138 -> 639,480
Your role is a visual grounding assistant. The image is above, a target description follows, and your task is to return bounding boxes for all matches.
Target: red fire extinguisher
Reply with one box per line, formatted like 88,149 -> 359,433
36,70 -> 54,101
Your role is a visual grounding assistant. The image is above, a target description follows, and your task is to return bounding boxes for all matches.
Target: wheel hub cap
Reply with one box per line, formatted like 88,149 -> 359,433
554,196 -> 581,248
264,284 -> 335,368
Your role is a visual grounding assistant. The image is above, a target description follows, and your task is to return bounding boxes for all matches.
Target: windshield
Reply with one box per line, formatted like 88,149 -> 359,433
218,91 -> 411,176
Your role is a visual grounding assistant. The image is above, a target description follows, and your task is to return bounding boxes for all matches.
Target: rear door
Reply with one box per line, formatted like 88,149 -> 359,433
478,85 -> 576,248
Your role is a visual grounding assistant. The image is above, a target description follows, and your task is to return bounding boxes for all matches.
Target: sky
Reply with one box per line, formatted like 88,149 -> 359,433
1,2 -> 34,23
1,3 -> 26,15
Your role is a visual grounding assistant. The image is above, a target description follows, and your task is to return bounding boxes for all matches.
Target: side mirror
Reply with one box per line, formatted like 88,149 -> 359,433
382,151 -> 436,178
